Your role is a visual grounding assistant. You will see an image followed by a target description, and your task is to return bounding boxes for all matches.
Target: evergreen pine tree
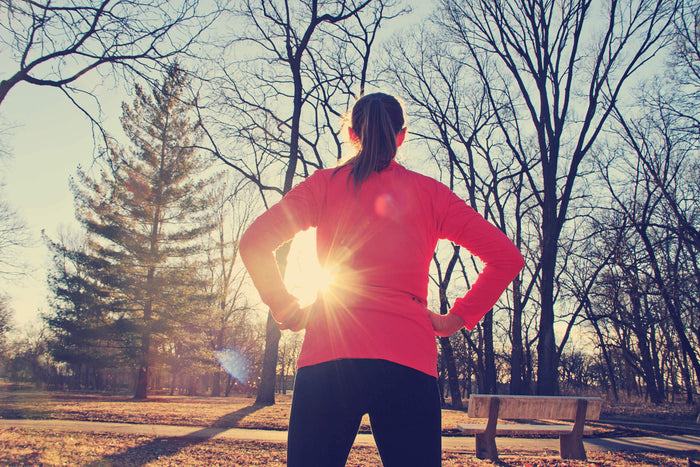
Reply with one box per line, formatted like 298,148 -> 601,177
45,233 -> 126,389
47,65 -> 219,398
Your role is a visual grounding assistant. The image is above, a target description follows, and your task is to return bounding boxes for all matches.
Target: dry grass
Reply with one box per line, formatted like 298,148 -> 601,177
0,427 -> 695,467
0,390 -> 625,436
1,391 -> 292,429
0,390 -> 486,435
602,399 -> 699,423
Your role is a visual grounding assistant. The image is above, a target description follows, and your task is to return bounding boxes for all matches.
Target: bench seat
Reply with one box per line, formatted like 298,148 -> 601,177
458,422 -> 594,436
459,395 -> 602,461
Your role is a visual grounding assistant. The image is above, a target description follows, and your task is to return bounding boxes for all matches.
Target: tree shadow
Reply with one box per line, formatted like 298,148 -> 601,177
89,403 -> 267,466
210,404 -> 264,428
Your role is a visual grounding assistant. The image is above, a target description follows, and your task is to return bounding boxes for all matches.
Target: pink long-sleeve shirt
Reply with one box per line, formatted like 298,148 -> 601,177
239,160 -> 524,377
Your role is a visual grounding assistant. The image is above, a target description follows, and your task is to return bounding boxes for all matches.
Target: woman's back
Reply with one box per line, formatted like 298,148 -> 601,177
317,161 -> 439,300
243,156 -> 523,376
291,160 -> 446,376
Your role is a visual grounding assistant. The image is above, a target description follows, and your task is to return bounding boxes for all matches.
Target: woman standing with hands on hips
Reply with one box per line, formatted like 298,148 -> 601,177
240,92 -> 524,467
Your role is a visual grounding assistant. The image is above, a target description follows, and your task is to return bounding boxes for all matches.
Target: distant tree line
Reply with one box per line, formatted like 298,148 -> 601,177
0,0 -> 698,408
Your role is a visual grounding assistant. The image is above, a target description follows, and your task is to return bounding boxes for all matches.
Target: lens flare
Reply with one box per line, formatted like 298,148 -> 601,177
214,349 -> 249,383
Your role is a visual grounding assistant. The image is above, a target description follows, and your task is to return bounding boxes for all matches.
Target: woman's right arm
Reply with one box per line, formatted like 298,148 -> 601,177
239,172 -> 326,326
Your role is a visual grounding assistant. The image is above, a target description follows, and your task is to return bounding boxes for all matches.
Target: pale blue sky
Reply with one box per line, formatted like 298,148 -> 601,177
0,79 -> 111,328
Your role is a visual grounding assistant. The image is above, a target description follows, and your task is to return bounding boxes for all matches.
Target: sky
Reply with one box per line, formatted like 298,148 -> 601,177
0,1 -> 437,331
0,80 -> 107,328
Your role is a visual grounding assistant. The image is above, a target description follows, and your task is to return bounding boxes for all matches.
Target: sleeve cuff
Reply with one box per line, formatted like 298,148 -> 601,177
449,297 -> 486,331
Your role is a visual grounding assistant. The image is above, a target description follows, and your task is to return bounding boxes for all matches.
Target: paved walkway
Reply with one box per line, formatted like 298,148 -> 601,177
1,419 -> 699,455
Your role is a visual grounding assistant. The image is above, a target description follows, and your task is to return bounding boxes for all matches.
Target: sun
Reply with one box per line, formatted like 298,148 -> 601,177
285,228 -> 334,307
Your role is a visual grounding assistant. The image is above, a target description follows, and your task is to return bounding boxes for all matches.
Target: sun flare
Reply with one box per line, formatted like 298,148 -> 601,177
285,228 -> 335,306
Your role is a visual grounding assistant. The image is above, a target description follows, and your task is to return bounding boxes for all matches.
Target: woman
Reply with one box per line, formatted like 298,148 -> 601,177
239,92 -> 524,466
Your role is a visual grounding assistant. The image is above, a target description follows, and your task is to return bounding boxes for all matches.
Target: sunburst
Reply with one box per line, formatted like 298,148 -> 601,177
285,228 -> 335,306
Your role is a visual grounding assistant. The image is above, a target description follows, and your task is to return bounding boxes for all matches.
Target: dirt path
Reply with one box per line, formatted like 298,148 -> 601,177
2,418 -> 699,456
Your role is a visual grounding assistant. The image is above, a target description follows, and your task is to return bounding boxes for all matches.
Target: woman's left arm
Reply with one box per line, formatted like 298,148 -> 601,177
435,186 -> 525,332
426,310 -> 465,338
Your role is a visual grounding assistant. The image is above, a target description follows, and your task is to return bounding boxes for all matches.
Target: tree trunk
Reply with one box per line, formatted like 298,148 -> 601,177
135,182 -> 160,400
681,350 -> 694,405
590,316 -> 618,401
254,51 -> 304,404
255,241 -> 292,405
225,374 -> 234,397
256,313 -> 282,405
524,341 -> 534,391
437,365 -> 446,406
134,332 -> 150,399
536,162 -> 560,394
211,371 -> 221,397
483,310 -> 497,394
628,288 -> 665,404
475,326 -> 486,393
649,329 -> 666,403
509,277 -> 525,394
537,246 -> 558,395
439,336 -> 462,409
636,333 -> 664,404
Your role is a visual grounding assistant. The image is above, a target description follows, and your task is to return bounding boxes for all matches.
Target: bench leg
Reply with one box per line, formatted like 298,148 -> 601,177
474,396 -> 500,461
559,433 -> 586,460
475,433 -> 498,461
560,398 -> 589,460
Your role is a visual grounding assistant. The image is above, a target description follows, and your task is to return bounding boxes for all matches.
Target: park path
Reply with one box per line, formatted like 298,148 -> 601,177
1,418 -> 699,456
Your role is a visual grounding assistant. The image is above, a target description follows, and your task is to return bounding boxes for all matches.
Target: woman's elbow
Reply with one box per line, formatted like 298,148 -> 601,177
497,243 -> 525,280
238,228 -> 256,267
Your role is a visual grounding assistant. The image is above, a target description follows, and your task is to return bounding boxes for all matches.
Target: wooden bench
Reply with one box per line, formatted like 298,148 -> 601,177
458,394 -> 602,461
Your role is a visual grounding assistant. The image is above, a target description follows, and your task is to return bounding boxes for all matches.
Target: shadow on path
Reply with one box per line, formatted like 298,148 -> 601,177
585,434 -> 700,452
90,404 -> 268,466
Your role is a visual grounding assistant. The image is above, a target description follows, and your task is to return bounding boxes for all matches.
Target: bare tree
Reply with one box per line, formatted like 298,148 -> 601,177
550,1 -> 700,403
436,0 -> 677,394
202,178 -> 257,397
596,94 -> 700,400
0,293 -> 12,360
384,26 -> 540,396
0,0 -> 221,138
0,182 -> 31,278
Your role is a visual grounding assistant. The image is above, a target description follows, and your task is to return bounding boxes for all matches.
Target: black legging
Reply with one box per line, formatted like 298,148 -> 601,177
287,359 -> 442,467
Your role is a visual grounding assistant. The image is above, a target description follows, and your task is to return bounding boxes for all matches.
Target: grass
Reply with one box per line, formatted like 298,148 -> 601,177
0,390 -> 477,435
3,389 -> 697,437
602,398 -> 700,423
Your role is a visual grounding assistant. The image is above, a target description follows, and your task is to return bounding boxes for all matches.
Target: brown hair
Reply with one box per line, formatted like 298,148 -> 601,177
337,93 -> 405,190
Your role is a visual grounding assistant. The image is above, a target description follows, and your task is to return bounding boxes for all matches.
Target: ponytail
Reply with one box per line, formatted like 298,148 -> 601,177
337,93 -> 405,190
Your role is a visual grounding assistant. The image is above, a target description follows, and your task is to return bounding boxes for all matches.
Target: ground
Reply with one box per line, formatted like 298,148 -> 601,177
0,386 -> 698,466
1,426 -> 694,466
